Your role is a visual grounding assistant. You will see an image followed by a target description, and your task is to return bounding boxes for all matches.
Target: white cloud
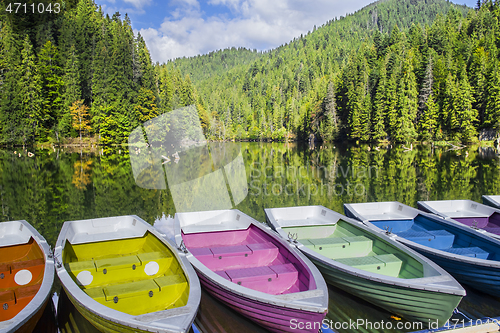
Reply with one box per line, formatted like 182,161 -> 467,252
138,0 -> 404,63
123,0 -> 152,10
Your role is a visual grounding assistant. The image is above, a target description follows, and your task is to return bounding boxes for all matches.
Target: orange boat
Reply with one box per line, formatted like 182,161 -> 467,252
0,220 -> 55,333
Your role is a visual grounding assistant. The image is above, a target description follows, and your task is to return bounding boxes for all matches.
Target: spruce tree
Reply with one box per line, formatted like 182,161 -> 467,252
18,35 -> 43,145
0,21 -> 21,144
485,60 -> 500,130
393,51 -> 418,143
38,40 -> 64,141
372,66 -> 388,141
61,44 -> 82,137
455,67 -> 477,142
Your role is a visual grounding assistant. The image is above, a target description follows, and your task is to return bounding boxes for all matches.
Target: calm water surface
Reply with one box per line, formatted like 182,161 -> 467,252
1,142 -> 500,332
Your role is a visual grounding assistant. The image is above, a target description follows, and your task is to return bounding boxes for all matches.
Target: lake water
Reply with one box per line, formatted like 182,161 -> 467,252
1,142 -> 500,332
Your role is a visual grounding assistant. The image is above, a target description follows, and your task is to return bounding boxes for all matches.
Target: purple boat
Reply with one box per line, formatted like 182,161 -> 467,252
173,210 -> 328,333
418,200 -> 500,240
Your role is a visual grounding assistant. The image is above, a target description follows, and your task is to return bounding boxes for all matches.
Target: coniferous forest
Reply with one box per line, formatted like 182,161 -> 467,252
1,0 -> 500,145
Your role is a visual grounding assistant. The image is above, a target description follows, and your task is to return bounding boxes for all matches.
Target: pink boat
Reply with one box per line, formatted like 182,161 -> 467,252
173,210 -> 328,333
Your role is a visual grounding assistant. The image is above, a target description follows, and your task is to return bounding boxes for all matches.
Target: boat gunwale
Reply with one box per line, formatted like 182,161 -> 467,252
0,220 -> 55,333
264,206 -> 466,297
418,199 -> 500,240
54,215 -> 201,333
344,202 -> 500,269
173,210 -> 329,314
483,195 -> 500,209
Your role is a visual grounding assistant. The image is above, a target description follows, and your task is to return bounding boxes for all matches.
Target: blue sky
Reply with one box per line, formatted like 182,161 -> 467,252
94,0 -> 477,63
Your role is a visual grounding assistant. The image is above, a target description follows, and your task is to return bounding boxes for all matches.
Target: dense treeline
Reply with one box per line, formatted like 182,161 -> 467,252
182,0 -> 497,143
0,0 -> 198,145
2,0 -> 499,145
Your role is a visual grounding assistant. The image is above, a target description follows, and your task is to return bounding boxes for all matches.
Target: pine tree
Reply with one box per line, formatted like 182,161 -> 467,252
485,61 -> 500,130
91,19 -> 112,141
61,44 -> 82,137
469,47 -> 487,124
418,57 -> 434,122
38,40 -> 64,141
75,0 -> 98,104
182,74 -> 195,106
441,72 -> 457,136
18,35 -> 43,145
455,68 -> 477,142
157,66 -> 174,113
134,87 -> 159,123
319,81 -> 338,141
372,66 -> 388,141
393,51 -> 418,142
419,93 -> 438,141
0,21 -> 21,144
135,32 -> 156,92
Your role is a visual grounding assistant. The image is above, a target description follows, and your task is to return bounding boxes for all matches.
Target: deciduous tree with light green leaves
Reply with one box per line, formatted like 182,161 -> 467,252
70,100 -> 91,143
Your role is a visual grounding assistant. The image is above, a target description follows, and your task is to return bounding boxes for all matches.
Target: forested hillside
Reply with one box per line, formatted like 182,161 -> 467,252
0,0 -> 197,145
174,0 -> 491,143
2,0 -> 499,145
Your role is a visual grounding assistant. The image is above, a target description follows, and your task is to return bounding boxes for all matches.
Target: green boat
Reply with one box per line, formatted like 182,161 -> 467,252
264,206 -> 466,327
54,216 -> 201,333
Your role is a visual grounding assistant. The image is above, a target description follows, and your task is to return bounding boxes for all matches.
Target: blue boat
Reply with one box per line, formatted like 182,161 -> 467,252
344,201 -> 500,297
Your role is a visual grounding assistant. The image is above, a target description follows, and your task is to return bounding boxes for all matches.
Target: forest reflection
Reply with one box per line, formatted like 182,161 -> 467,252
0,142 -> 498,247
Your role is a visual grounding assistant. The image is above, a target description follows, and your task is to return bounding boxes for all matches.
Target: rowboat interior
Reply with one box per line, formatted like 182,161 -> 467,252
62,231 -> 190,316
281,219 -> 424,279
422,201 -> 500,237
369,213 -> 500,260
0,237 -> 45,322
183,225 -> 315,295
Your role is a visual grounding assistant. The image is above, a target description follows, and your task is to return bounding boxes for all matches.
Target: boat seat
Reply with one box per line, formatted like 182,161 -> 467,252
190,242 -> 279,271
85,274 -> 187,316
443,247 -> 490,259
398,229 -> 455,249
0,290 -> 15,306
10,258 -> 44,270
211,245 -> 252,258
95,255 -> 141,271
301,236 -> 373,259
0,290 -> 16,321
1,258 -> 44,288
104,279 -> 159,301
68,252 -> 172,287
220,263 -> 298,294
15,283 -> 41,300
67,259 -> 97,272
154,275 -> 187,291
371,220 -> 414,233
85,286 -> 106,302
336,254 -> 403,277
154,275 -> 188,308
427,230 -> 455,248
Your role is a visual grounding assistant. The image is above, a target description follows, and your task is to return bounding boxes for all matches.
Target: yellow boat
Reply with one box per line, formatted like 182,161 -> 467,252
54,216 -> 200,333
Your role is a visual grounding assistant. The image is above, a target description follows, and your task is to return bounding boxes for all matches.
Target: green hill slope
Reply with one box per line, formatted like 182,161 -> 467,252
172,0 -> 498,143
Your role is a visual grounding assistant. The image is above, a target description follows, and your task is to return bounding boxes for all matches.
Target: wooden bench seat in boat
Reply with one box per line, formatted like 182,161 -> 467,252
84,275 -> 188,315
67,252 -> 172,287
300,236 -> 373,259
215,263 -> 298,294
335,254 -> 403,277
0,258 -> 45,289
397,229 -> 455,249
442,247 -> 490,259
0,283 -> 42,321
189,242 -> 279,270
